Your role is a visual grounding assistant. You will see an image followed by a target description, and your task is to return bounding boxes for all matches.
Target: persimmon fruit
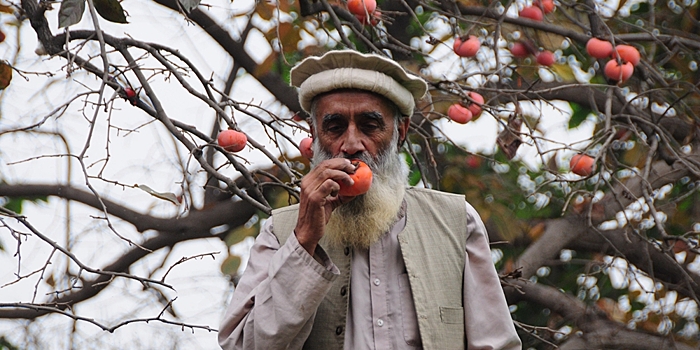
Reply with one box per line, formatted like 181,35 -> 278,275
604,60 -> 634,83
453,36 -> 480,57
339,160 -> 373,197
570,154 -> 595,176
218,130 -> 247,152
510,42 -> 530,58
536,50 -> 555,66
612,45 -> 640,66
534,0 -> 555,14
347,0 -> 376,17
586,38 -> 613,59
447,103 -> 473,124
467,92 -> 484,117
299,137 -> 314,159
520,6 -> 543,21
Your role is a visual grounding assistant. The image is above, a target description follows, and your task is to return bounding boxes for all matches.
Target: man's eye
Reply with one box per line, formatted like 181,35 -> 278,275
361,124 -> 380,132
326,125 -> 345,133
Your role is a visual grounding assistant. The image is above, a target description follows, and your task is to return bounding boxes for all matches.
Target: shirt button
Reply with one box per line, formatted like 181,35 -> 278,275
373,278 -> 380,286
340,286 -> 347,296
377,319 -> 384,327
344,247 -> 350,256
335,326 -> 343,335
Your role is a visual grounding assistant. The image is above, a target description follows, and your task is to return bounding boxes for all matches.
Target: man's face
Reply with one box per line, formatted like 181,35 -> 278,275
311,89 -> 408,161
309,89 -> 410,249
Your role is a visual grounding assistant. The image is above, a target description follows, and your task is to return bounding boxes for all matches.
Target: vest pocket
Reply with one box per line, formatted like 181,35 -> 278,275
439,306 -> 464,324
398,273 -> 422,347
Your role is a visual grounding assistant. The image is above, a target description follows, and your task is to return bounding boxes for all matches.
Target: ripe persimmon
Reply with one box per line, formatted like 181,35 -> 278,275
520,6 -> 543,21
453,36 -> 480,57
218,129 -> 247,152
339,160 -> 373,197
536,50 -> 555,66
586,38 -> 613,59
612,45 -> 640,66
604,60 -> 634,83
447,103 -> 473,124
570,154 -> 595,176
347,0 -> 376,17
510,42 -> 530,58
299,137 -> 314,159
534,0 -> 555,14
466,92 -> 484,118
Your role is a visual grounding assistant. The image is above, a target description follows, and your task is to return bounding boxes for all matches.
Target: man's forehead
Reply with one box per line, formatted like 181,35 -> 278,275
313,89 -> 397,112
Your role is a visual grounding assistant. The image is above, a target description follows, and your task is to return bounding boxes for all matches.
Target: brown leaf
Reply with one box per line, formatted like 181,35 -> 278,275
136,184 -> 180,205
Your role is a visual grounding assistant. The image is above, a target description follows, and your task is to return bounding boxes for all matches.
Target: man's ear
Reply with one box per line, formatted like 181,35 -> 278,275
398,117 -> 410,146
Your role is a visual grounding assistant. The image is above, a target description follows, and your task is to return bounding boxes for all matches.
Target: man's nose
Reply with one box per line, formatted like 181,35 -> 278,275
341,126 -> 366,156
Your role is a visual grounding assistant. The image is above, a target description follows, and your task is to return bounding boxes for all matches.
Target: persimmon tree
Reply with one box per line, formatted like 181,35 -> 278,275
1,0 -> 699,348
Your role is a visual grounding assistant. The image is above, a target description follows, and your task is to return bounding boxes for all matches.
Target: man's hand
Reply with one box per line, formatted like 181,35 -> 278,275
295,158 -> 356,255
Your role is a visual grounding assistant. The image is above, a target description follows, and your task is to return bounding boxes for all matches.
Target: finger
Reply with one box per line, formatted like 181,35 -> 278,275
303,167 -> 354,191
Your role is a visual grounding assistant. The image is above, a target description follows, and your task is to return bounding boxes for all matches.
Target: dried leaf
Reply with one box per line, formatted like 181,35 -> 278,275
0,3 -> 15,14
136,184 -> 180,205
0,62 -> 11,90
496,115 -> 523,160
58,0 -> 85,28
93,0 -> 128,24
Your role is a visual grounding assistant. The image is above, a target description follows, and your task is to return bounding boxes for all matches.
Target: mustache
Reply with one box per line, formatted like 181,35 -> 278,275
311,134 -> 400,177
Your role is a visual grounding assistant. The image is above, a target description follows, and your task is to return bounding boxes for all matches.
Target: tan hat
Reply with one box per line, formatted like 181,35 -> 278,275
290,50 -> 428,117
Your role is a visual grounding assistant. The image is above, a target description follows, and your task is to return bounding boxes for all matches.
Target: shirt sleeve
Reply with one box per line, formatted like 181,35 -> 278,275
463,202 -> 522,350
218,219 -> 340,350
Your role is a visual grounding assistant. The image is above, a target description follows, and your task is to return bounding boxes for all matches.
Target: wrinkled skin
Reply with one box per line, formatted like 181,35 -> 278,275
294,90 -> 409,255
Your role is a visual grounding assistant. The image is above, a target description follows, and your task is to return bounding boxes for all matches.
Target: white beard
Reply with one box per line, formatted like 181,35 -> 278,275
311,131 -> 408,249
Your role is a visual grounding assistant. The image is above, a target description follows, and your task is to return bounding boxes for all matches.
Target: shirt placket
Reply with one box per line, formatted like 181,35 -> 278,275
369,236 -> 391,350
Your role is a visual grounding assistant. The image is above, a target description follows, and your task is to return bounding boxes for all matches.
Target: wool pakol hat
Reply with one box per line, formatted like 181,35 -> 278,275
290,50 -> 428,117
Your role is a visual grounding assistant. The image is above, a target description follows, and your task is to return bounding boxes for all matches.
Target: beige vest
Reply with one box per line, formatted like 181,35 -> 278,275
272,187 -> 468,350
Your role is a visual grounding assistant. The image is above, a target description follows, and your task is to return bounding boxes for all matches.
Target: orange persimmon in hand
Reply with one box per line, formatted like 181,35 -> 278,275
338,160 -> 373,197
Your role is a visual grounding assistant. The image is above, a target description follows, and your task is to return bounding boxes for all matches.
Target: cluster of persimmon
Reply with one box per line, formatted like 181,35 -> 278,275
447,92 -> 484,124
217,129 -> 248,152
510,42 -> 556,67
586,38 -> 640,83
346,0 -> 380,25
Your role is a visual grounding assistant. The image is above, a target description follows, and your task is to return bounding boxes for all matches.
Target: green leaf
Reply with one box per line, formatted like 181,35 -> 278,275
220,255 -> 242,276
568,102 -> 591,129
0,62 -> 11,90
224,225 -> 257,247
178,0 -> 200,13
93,0 -> 128,24
2,196 -> 48,214
58,0 -> 86,28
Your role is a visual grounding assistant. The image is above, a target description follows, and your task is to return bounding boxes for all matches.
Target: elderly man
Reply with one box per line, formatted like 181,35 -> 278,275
218,50 -> 521,350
